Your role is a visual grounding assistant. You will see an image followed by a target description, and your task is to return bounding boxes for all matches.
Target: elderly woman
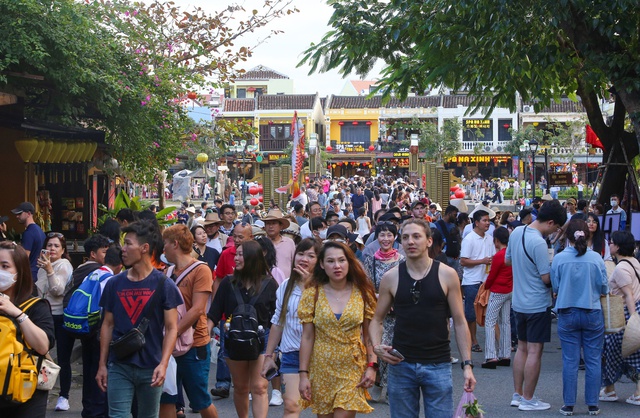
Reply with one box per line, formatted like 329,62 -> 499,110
600,230 -> 640,407
36,232 -> 74,411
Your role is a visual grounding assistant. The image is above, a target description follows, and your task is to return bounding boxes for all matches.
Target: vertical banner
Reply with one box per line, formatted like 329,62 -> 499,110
512,156 -> 520,178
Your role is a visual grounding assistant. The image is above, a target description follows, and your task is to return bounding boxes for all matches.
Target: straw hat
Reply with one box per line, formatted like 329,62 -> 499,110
185,206 -> 196,215
251,225 -> 267,237
261,208 -> 290,229
469,202 -> 496,219
622,312 -> 640,358
282,222 -> 301,240
201,212 -> 222,226
541,194 -> 553,201
449,198 -> 468,213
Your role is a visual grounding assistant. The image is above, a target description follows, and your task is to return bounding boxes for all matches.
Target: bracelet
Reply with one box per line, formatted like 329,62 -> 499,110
298,370 -> 309,374
367,362 -> 379,371
264,353 -> 274,358
17,314 -> 29,324
15,311 -> 24,320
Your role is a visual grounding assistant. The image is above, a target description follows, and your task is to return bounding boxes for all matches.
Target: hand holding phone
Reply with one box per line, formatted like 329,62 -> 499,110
389,348 -> 405,360
265,367 -> 280,381
40,249 -> 49,259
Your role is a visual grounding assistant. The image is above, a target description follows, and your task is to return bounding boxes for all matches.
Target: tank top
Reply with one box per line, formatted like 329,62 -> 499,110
392,261 -> 451,364
357,217 -> 369,236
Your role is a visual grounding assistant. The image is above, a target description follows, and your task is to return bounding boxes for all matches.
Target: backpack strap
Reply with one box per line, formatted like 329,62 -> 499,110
618,259 -> 640,283
230,277 -> 270,308
19,297 -> 41,312
521,226 -> 535,265
135,276 -> 166,333
167,261 -> 206,286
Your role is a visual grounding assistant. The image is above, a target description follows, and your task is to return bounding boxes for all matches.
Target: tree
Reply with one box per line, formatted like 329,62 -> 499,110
417,118 -> 462,164
300,0 -> 640,202
0,0 -> 295,181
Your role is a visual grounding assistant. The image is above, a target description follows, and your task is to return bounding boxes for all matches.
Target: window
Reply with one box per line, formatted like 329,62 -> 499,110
498,119 -> 513,142
259,124 -> 290,140
340,124 -> 370,143
237,88 -> 246,98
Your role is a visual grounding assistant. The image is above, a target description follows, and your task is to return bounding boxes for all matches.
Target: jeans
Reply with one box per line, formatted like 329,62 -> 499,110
215,333 -> 231,390
81,334 -> 108,417
387,361 -> 453,418
107,362 -> 162,418
53,314 -> 75,399
557,308 -> 604,407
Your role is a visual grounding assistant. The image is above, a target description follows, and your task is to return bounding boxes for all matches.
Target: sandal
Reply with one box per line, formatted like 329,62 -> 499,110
471,344 -> 482,352
598,389 -> 618,402
626,394 -> 640,406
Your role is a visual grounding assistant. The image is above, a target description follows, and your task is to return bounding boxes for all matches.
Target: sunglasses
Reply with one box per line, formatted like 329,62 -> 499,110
410,280 -> 421,304
47,232 -> 64,239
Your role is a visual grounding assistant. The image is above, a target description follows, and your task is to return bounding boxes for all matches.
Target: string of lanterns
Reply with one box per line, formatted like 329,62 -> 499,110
14,139 -> 98,164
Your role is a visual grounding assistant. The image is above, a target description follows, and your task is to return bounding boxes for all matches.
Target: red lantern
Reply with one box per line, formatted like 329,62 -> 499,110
454,189 -> 465,198
352,121 -> 358,125
366,121 -> 372,126
250,198 -> 259,206
249,186 -> 259,195
326,145 -> 333,152
503,123 -> 510,129
258,196 -> 264,202
187,91 -> 197,100
450,186 -> 460,192
258,185 -> 263,194
368,145 -> 375,151
338,121 -> 344,126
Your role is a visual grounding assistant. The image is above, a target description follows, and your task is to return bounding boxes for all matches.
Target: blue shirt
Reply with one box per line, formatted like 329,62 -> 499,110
505,225 -> 552,313
22,223 -> 46,282
551,247 -> 608,310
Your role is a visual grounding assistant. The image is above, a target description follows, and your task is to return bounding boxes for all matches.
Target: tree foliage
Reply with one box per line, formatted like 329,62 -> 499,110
300,0 -> 640,201
0,0 -> 295,181
417,118 -> 462,164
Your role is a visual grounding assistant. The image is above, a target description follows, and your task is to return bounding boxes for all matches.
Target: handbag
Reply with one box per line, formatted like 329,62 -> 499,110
36,353 -> 61,391
474,283 -> 491,327
110,277 -> 165,360
166,262 -> 205,357
600,293 -> 626,334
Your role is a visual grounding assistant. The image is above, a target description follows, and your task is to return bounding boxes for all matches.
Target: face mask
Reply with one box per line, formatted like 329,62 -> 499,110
611,200 -> 618,207
319,229 -> 328,239
533,203 -> 540,210
0,270 -> 16,292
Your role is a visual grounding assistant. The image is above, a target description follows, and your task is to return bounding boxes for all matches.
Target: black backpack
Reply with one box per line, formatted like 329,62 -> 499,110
225,279 -> 269,361
437,220 -> 461,258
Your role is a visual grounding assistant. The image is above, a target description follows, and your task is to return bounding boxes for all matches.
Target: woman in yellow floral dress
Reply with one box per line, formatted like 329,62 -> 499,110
298,241 -> 378,417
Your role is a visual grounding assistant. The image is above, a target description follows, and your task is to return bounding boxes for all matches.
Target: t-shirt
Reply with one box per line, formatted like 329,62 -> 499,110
207,275 -> 278,329
100,269 -> 183,368
351,194 -> 367,211
22,223 -> 46,281
460,230 -> 495,286
505,225 -> 552,313
273,236 -> 296,278
171,262 -> 213,347
609,258 -> 640,303
216,246 -> 236,279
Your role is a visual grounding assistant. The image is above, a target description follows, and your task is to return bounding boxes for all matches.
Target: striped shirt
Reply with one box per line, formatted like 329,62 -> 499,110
270,279 -> 303,353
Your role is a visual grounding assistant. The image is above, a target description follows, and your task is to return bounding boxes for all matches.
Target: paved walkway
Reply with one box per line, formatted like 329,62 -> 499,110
48,320 -> 640,417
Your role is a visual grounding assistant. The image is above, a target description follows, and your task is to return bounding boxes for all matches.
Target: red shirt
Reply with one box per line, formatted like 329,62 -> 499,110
215,246 -> 236,279
484,248 -> 513,294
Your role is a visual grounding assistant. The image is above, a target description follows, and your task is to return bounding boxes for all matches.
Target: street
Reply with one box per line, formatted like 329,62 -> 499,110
47,319 -> 640,417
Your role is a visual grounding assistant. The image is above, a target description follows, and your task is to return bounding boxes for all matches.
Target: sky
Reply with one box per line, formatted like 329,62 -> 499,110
176,0 -> 380,96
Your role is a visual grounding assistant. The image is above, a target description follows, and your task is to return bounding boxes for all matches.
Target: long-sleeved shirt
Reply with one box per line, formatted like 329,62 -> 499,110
551,246 -> 608,310
36,258 -> 74,315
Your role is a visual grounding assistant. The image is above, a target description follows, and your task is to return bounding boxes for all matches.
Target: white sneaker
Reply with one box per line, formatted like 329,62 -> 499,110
269,389 -> 283,406
55,396 -> 70,411
518,396 -> 551,411
510,393 -> 522,407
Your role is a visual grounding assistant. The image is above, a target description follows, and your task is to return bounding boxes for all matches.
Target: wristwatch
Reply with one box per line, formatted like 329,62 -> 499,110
461,360 -> 474,370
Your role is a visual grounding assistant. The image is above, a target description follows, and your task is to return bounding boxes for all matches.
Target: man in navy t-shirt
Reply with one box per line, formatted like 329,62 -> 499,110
12,201 -> 45,285
96,220 -> 182,418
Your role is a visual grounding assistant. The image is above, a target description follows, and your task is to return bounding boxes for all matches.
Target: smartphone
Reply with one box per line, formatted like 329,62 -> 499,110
389,349 -> 405,360
40,249 -> 49,258
265,367 -> 280,381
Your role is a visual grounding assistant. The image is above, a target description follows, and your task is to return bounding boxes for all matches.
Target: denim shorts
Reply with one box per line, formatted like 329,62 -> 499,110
515,308 -> 552,343
160,345 -> 212,411
280,351 -> 300,374
462,283 -> 481,323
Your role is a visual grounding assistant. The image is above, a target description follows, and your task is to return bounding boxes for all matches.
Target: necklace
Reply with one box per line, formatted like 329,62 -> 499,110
408,259 -> 433,280
327,285 -> 351,302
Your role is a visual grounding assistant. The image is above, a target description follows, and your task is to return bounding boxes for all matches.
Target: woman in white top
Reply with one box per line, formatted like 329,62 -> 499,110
36,232 -> 73,410
356,207 -> 372,238
261,239 -> 321,418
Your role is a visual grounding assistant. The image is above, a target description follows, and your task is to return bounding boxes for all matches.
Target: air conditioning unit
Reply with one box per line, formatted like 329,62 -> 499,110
496,146 -> 504,152
523,105 -> 534,113
484,145 -> 492,152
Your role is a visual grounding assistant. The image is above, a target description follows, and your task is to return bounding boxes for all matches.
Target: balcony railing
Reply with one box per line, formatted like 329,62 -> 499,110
259,138 -> 290,151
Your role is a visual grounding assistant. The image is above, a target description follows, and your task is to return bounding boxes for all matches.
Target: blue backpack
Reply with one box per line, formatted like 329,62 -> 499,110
63,267 -> 113,335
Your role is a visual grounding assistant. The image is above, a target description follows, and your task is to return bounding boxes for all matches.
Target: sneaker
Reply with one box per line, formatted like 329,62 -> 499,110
559,405 -> 574,416
249,393 -> 252,401
510,393 -> 523,407
269,389 -> 283,406
518,396 -> 551,411
55,396 -> 70,412
210,387 -> 230,399
588,406 -> 600,415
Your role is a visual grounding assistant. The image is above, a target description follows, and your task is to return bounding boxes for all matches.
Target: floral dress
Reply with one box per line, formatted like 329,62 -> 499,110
363,254 -> 404,388
298,285 -> 375,414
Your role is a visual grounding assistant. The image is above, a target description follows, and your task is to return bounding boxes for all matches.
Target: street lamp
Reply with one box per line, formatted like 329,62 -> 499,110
528,139 -> 539,199
309,134 -> 318,181
231,140 -> 258,203
519,140 -> 529,200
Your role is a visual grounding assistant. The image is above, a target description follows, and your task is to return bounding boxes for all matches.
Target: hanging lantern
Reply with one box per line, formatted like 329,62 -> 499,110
14,138 -> 40,162
258,196 -> 264,203
187,91 -> 197,100
368,145 -> 375,151
352,121 -> 358,125
454,189 -> 465,198
250,198 -> 259,206
258,184 -> 263,194
31,140 -> 47,163
503,123 -> 510,129
338,121 -> 344,126
249,186 -> 259,195
196,153 -> 209,164
366,121 -> 372,126
332,164 -> 337,168
326,145 -> 333,151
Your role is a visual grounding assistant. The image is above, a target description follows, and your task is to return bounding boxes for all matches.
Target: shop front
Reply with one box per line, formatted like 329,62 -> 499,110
445,154 -> 512,179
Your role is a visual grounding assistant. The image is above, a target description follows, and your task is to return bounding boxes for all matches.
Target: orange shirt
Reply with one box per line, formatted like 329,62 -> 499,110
174,262 -> 213,347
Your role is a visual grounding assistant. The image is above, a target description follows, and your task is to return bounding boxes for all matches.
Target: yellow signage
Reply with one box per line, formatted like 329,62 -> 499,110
268,154 -> 285,161
447,155 -> 511,164
464,119 -> 491,129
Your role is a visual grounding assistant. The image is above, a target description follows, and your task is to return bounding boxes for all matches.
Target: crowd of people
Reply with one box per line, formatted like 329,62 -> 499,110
1,173 -> 640,418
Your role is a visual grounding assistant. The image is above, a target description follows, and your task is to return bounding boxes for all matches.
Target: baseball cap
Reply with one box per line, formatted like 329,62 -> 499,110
410,201 -> 426,209
326,224 -> 348,239
11,202 -> 35,215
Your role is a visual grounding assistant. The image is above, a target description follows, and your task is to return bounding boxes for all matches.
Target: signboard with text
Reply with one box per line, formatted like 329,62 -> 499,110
549,172 -> 572,186
447,155 -> 511,164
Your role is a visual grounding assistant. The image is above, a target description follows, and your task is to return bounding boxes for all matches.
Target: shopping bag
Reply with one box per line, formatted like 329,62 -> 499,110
454,391 -> 484,418
162,356 -> 178,395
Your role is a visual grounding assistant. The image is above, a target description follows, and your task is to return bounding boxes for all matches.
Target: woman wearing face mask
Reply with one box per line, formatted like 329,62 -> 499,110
36,232 -> 74,411
362,223 -> 404,401
260,239 -> 322,418
0,242 -> 55,417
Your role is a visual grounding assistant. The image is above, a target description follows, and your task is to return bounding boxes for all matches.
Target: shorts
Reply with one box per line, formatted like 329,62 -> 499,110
160,344 -> 212,411
462,283 -> 482,323
223,328 -> 270,359
280,351 -> 300,374
515,308 -> 552,343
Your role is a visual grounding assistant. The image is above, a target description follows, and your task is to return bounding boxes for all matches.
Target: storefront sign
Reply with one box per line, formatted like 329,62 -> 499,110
549,172 -> 572,186
335,143 -> 367,153
393,152 -> 410,157
447,155 -> 511,164
464,119 -> 491,129
268,154 -> 285,161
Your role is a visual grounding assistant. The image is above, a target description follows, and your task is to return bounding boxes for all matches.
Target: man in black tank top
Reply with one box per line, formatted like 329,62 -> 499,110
369,219 -> 476,418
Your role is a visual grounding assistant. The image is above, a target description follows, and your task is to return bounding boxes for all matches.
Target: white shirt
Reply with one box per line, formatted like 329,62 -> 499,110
462,222 -> 495,239
270,279 -> 303,353
460,230 -> 495,286
206,236 -> 223,254
300,222 -> 313,239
